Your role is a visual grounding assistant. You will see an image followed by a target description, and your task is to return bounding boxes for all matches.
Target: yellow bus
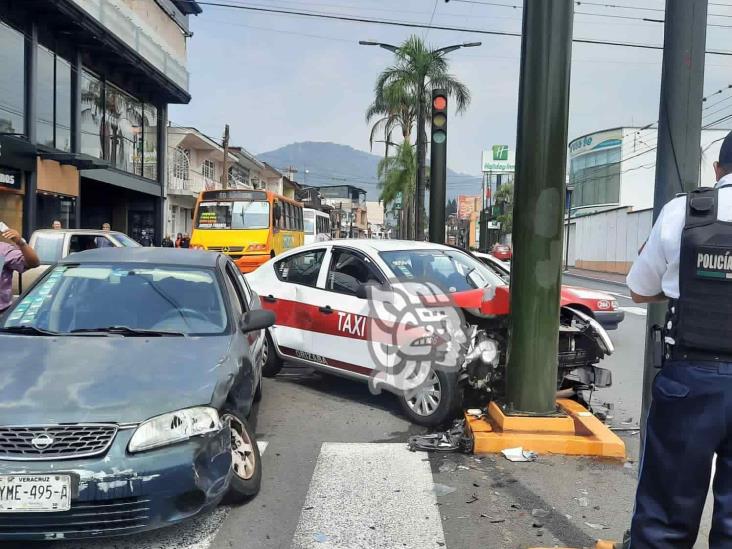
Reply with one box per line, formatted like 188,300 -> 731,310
191,189 -> 304,273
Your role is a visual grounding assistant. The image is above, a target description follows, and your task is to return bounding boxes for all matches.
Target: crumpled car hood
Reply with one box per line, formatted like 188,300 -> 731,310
0,335 -> 231,425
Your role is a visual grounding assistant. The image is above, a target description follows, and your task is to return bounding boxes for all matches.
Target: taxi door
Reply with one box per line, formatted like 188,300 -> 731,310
303,246 -> 389,378
255,247 -> 329,359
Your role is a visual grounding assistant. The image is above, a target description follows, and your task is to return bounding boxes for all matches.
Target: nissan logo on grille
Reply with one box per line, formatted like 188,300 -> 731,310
31,433 -> 54,450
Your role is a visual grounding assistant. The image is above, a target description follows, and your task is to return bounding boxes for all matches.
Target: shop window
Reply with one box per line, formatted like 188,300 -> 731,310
0,22 -> 24,134
142,103 -> 158,180
36,45 -> 72,152
37,45 -> 55,148
81,70 -> 104,159
55,57 -> 71,152
105,84 -> 142,175
37,194 -> 76,231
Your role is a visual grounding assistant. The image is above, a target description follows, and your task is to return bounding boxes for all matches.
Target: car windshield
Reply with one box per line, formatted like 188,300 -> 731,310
2,263 -> 228,335
380,249 -> 505,292
196,200 -> 270,230
33,232 -> 65,263
112,233 -> 142,247
478,254 -> 511,282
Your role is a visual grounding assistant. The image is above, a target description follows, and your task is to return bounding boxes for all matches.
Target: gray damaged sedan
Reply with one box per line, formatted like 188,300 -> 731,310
0,247 -> 274,540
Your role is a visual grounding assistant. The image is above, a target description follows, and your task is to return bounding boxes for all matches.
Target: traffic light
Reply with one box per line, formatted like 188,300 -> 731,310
429,89 -> 448,244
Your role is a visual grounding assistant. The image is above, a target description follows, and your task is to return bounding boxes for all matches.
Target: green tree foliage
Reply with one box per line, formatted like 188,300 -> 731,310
495,182 -> 514,236
366,35 -> 471,239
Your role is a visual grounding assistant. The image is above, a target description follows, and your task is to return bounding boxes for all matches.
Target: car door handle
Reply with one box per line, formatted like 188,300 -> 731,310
262,294 -> 277,303
319,305 -> 333,314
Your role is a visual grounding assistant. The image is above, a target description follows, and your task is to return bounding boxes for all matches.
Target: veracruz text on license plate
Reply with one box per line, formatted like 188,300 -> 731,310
0,475 -> 71,512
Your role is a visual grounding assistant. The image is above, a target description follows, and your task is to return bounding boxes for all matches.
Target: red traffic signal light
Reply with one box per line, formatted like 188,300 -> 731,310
433,95 -> 447,111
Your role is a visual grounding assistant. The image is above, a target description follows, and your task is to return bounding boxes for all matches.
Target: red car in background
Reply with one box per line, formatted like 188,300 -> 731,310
490,243 -> 513,261
473,251 -> 625,330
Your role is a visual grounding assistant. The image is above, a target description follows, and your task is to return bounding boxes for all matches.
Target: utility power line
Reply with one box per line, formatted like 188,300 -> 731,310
187,1 -> 732,56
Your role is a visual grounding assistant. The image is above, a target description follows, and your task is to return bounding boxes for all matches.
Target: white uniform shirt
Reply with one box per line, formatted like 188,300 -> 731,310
626,174 -> 732,299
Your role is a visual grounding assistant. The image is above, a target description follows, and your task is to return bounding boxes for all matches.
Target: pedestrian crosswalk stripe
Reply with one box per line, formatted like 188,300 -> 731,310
290,442 -> 446,549
620,306 -> 647,316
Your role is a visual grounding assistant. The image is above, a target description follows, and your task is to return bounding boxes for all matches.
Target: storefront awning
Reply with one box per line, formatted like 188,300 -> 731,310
38,151 -> 110,170
0,135 -> 37,172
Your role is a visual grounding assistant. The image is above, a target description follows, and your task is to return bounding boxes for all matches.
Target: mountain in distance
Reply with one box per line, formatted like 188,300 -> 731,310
256,141 -> 481,201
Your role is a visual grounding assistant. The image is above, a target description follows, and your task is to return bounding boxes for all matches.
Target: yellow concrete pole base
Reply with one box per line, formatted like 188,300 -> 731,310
467,399 -> 626,459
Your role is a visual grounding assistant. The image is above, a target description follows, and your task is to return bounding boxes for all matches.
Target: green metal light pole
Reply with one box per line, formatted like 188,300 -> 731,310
505,0 -> 574,414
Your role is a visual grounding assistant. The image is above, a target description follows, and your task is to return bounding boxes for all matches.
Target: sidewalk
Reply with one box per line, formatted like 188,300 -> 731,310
565,268 -> 628,287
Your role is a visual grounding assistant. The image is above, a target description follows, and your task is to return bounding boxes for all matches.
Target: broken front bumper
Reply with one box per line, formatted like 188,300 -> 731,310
0,427 -> 232,541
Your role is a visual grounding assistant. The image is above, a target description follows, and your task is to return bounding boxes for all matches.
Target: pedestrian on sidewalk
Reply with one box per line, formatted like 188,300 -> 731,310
627,129 -> 732,547
0,225 -> 40,315
161,235 -> 174,248
180,234 -> 190,249
175,233 -> 183,248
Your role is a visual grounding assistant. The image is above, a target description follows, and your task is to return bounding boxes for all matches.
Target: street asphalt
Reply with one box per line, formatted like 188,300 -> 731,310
11,273 -> 715,549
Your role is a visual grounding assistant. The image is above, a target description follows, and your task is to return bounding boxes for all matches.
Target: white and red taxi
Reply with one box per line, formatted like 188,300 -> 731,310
472,251 -> 625,330
246,240 -> 614,426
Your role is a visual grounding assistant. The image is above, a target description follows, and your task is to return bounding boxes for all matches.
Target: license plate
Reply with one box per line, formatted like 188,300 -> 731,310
0,475 -> 71,512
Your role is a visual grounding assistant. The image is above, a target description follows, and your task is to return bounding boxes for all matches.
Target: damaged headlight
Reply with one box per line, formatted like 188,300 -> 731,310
128,407 -> 222,453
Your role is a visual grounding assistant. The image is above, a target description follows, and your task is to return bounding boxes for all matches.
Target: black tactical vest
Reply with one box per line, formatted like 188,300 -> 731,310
670,186 -> 732,359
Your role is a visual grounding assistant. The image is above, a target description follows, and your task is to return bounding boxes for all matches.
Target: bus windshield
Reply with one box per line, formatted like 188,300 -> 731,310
196,200 -> 270,230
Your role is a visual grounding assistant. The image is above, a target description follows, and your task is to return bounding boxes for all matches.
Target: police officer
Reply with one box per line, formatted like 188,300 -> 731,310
627,129 -> 732,547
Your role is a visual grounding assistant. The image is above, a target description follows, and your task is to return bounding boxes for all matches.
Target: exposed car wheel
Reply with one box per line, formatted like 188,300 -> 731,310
398,369 -> 461,427
261,330 -> 283,378
222,411 -> 261,503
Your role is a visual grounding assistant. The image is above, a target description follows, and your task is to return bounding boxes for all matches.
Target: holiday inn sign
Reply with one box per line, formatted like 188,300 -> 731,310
481,145 -> 515,173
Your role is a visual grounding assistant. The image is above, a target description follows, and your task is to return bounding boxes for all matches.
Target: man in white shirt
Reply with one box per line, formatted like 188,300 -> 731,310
627,130 -> 732,548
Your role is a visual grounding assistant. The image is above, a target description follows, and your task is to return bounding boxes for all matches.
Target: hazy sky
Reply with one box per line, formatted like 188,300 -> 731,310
170,0 -> 732,193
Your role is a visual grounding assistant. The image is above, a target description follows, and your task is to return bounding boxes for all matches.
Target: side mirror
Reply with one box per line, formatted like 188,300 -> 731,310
355,281 -> 386,300
239,309 -> 275,333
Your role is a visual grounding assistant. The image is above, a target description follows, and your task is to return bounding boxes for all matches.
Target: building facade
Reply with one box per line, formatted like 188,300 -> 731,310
317,185 -> 367,238
366,201 -> 389,239
564,126 -> 730,274
568,126 -> 729,213
166,126 -> 243,238
0,0 -> 199,243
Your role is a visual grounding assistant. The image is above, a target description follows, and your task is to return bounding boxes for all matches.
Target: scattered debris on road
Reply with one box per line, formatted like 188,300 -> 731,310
501,446 -> 538,462
431,483 -> 457,496
584,521 -> 609,530
438,461 -> 458,473
407,419 -> 473,453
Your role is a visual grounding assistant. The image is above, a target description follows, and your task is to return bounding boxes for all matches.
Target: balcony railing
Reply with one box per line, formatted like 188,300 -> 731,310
168,169 -> 220,196
69,0 -> 189,92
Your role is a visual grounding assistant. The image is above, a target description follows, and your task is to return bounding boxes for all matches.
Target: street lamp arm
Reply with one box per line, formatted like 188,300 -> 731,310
358,40 -> 399,53
432,42 -> 482,55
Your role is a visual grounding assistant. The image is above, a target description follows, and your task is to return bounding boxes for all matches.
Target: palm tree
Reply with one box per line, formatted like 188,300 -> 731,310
366,82 -> 416,156
377,142 -> 416,239
367,35 -> 471,239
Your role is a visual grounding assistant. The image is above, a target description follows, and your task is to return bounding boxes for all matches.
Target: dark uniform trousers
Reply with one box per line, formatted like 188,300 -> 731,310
631,361 -> 732,548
